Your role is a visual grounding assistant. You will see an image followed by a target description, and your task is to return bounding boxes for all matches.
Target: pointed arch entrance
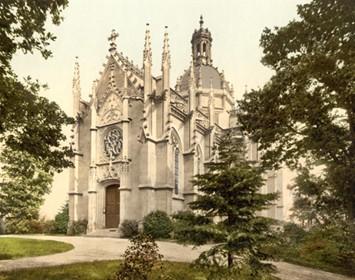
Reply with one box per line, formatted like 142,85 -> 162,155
105,184 -> 120,228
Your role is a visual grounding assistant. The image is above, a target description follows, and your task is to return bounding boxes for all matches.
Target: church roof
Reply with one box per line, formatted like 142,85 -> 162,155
179,64 -> 224,91
195,65 -> 222,89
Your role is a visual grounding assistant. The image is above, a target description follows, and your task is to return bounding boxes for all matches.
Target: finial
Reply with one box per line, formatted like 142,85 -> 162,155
74,56 -> 80,78
162,26 -> 170,68
91,80 -> 97,100
199,15 -> 204,28
73,56 -> 80,90
108,29 -> 119,53
143,23 -> 152,65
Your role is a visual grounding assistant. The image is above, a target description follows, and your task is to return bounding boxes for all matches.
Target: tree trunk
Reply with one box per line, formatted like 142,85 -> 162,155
228,252 -> 233,268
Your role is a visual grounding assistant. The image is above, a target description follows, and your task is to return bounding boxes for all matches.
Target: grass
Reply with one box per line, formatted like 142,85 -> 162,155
0,260 -> 202,280
0,260 -> 278,280
0,238 -> 74,260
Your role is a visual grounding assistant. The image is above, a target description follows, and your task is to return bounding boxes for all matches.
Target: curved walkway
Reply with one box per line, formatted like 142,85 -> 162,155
0,235 -> 353,280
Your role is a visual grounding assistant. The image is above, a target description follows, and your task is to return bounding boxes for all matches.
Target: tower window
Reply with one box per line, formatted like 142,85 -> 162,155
203,42 -> 206,54
174,147 -> 179,194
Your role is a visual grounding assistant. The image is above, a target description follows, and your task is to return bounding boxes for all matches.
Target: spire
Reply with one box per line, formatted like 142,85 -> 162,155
91,80 -> 97,100
199,15 -> 204,28
143,23 -> 152,65
73,56 -> 80,91
162,26 -> 170,69
108,29 -> 119,54
72,56 -> 81,116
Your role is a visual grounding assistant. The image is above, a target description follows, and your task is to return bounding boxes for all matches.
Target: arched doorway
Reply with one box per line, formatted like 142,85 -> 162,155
105,184 -> 120,228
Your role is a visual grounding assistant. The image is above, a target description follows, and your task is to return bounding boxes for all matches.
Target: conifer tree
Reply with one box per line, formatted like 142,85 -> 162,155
174,130 -> 277,278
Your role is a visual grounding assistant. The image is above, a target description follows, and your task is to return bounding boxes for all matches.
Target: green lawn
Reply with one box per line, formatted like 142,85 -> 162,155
0,260 -> 205,280
0,238 -> 74,260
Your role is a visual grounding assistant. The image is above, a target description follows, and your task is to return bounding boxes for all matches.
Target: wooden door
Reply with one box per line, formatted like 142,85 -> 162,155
105,185 -> 120,228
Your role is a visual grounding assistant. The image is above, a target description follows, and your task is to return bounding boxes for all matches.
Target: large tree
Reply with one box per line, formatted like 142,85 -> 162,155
237,0 -> 355,219
174,131 -> 277,279
0,1 -> 72,228
0,0 -> 72,172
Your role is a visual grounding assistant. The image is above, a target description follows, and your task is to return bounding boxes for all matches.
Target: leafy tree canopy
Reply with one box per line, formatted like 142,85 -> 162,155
0,0 -> 72,172
0,0 -> 72,227
0,0 -> 68,74
237,0 -> 355,218
0,147 -> 53,233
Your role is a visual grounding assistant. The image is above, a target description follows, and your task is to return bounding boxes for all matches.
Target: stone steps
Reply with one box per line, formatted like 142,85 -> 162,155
86,228 -> 120,238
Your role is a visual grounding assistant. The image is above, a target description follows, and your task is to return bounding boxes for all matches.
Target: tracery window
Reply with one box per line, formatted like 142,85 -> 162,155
195,145 -> 203,175
174,147 -> 180,194
171,130 -> 183,195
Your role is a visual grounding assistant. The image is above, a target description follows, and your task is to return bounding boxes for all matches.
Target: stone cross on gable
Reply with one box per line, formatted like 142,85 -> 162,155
108,29 -> 119,53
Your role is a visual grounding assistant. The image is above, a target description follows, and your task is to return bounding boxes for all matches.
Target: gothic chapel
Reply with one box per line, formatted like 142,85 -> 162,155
69,17 -> 286,233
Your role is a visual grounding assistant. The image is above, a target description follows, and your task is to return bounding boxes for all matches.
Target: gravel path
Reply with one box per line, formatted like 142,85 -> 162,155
0,235 -> 353,280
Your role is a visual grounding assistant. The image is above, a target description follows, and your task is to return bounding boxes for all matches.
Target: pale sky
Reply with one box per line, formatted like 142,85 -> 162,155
11,0 -> 309,219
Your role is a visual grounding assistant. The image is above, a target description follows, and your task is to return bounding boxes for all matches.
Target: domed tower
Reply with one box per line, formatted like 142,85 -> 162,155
191,16 -> 213,66
177,16 -> 234,128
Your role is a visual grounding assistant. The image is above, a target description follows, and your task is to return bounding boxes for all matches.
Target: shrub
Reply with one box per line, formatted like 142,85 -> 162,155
115,233 -> 163,280
53,202 -> 69,234
5,219 -> 35,234
143,210 -> 173,239
268,221 -> 355,276
120,220 -> 139,238
0,219 -> 5,234
67,219 -> 88,235
43,220 -> 55,233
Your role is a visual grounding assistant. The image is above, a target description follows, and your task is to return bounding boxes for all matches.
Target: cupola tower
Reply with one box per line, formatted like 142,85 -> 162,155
191,15 -> 213,66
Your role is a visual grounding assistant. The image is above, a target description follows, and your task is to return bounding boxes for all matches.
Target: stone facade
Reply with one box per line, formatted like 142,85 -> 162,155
69,17 -> 290,232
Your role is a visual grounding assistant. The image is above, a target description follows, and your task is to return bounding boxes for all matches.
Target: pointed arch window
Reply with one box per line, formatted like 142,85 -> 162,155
195,145 -> 203,175
174,147 -> 180,194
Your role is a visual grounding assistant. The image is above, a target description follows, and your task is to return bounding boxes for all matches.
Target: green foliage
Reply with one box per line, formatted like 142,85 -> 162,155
114,234 -> 163,280
0,0 -> 73,234
171,211 -> 214,244
237,0 -> 355,219
290,167 -> 346,226
53,203 -> 69,234
143,211 -> 173,239
0,0 -> 68,73
0,1 -> 73,171
0,150 -> 53,233
120,220 -> 139,238
174,131 -> 278,278
268,222 -> 355,276
67,220 -> 88,236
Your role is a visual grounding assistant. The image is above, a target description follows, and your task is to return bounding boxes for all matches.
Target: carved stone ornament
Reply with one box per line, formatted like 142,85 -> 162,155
96,162 -> 129,182
99,93 -> 122,125
104,128 -> 123,160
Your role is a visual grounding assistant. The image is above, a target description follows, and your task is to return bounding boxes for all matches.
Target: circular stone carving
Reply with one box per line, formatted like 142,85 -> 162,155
104,128 -> 122,160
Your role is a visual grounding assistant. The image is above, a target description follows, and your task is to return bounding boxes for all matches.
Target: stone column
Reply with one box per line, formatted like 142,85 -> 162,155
88,81 -> 98,232
119,73 -> 131,224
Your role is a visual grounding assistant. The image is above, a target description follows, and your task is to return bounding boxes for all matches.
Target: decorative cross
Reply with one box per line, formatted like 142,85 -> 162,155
108,29 -> 119,52
199,15 -> 204,28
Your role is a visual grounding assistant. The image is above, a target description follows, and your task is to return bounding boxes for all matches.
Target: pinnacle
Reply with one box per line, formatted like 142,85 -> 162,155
108,29 -> 119,53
